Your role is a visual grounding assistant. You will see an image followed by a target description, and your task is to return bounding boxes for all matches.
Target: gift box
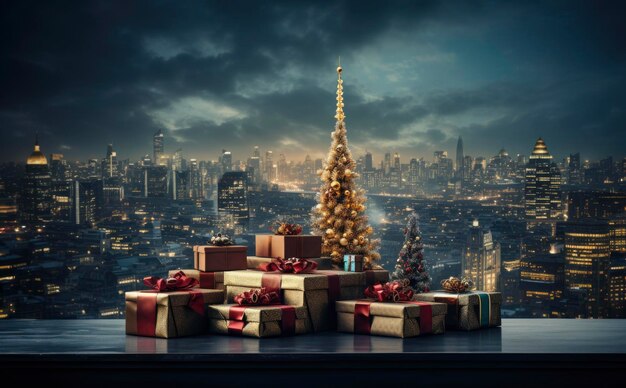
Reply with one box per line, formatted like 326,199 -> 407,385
364,269 -> 390,286
343,254 -> 363,272
168,269 -> 224,290
336,300 -> 446,338
247,256 -> 333,270
208,304 -> 311,338
193,245 -> 247,272
254,234 -> 322,258
125,289 -> 224,338
224,269 -> 365,332
414,291 -> 501,330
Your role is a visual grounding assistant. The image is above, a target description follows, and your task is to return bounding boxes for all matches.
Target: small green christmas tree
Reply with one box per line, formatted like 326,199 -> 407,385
391,213 -> 430,293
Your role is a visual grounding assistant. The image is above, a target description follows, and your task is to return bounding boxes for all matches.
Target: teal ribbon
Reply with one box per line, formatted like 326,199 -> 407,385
343,255 -> 357,272
473,292 -> 491,328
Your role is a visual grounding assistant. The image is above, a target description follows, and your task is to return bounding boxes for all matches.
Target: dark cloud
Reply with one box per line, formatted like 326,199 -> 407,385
1,0 -> 625,163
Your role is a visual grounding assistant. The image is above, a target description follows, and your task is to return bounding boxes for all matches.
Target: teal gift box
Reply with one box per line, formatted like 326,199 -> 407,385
343,254 -> 363,272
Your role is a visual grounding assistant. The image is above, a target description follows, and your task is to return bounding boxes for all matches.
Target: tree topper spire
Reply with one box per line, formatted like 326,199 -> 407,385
335,59 -> 345,122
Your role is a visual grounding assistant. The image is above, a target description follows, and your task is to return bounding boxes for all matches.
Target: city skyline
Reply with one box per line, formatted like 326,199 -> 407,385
2,1 -> 626,162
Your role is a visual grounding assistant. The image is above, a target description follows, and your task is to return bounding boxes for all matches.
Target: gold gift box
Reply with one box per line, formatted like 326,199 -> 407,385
207,304 -> 311,338
125,289 -> 224,338
224,269 -> 365,332
336,300 -> 447,338
254,234 -> 322,258
414,291 -> 502,331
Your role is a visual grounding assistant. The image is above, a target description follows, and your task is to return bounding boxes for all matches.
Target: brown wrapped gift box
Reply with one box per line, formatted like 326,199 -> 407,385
224,270 -> 365,332
193,245 -> 247,272
125,289 -> 224,338
254,234 -> 322,259
168,269 -> 224,290
364,269 -> 389,286
207,304 -> 311,338
336,300 -> 446,338
246,256 -> 333,270
414,291 -> 502,331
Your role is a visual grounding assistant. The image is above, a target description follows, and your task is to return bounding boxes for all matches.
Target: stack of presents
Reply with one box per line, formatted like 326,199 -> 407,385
126,233 -> 501,339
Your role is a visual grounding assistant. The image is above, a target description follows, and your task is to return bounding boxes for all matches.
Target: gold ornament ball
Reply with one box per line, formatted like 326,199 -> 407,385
277,225 -> 285,234
340,238 -> 349,246
351,210 -> 357,217
326,228 -> 335,237
344,190 -> 350,197
337,66 -> 342,73
345,169 -> 352,177
331,181 -> 341,191
342,232 -> 348,238
352,239 -> 359,246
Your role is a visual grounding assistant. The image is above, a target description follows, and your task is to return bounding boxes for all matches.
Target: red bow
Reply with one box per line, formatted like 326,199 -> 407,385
143,271 -> 199,291
258,258 -> 318,274
364,281 -> 414,302
233,287 -> 281,306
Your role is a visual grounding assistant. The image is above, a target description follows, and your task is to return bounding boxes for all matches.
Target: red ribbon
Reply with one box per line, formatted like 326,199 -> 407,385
143,271 -> 199,291
136,271 -> 204,337
364,281 -> 414,302
199,272 -> 216,289
258,257 -> 318,273
353,300 -> 433,335
227,305 -> 296,336
233,288 -> 281,306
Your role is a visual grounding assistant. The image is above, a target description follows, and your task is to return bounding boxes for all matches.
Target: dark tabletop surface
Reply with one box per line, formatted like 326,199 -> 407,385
0,318 -> 625,355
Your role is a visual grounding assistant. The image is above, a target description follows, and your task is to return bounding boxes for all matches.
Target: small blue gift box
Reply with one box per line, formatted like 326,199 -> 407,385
343,254 -> 363,272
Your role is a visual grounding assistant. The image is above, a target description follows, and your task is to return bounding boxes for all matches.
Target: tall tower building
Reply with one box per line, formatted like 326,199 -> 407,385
462,220 -> 501,291
456,136 -> 464,180
103,144 -> 118,179
564,221 -> 611,318
218,171 -> 249,231
144,165 -> 168,198
71,179 -> 103,226
364,152 -> 373,171
568,152 -> 581,185
220,149 -> 233,173
20,136 -> 52,225
525,138 -> 561,224
153,129 -> 164,164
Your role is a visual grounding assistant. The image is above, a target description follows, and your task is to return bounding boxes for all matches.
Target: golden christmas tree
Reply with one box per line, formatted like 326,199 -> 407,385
311,63 -> 381,268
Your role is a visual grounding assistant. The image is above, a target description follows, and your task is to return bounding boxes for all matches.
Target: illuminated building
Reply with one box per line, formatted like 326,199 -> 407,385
567,191 -> 626,220
568,153 -> 581,185
456,136 -> 464,180
609,255 -> 626,317
609,214 -> 626,253
524,138 -> 562,225
144,166 -> 168,198
221,149 -> 233,173
520,248 -> 565,317
102,144 -> 118,178
20,136 -> 52,225
462,220 -> 501,291
501,259 -> 521,306
153,129 -> 164,164
71,179 -> 103,226
564,221 -> 610,318
218,171 -> 249,231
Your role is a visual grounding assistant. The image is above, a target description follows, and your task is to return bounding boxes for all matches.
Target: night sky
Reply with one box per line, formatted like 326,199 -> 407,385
1,1 -> 625,163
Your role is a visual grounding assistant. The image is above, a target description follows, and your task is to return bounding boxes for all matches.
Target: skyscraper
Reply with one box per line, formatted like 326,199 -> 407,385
144,165 -> 168,198
220,149 -> 233,173
20,136 -> 52,225
102,144 -> 118,179
525,138 -> 562,224
71,179 -> 103,225
218,171 -> 249,231
153,129 -> 164,164
462,220 -> 501,291
568,152 -> 581,185
456,136 -> 464,180
564,221 -> 611,318
364,152 -> 373,171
